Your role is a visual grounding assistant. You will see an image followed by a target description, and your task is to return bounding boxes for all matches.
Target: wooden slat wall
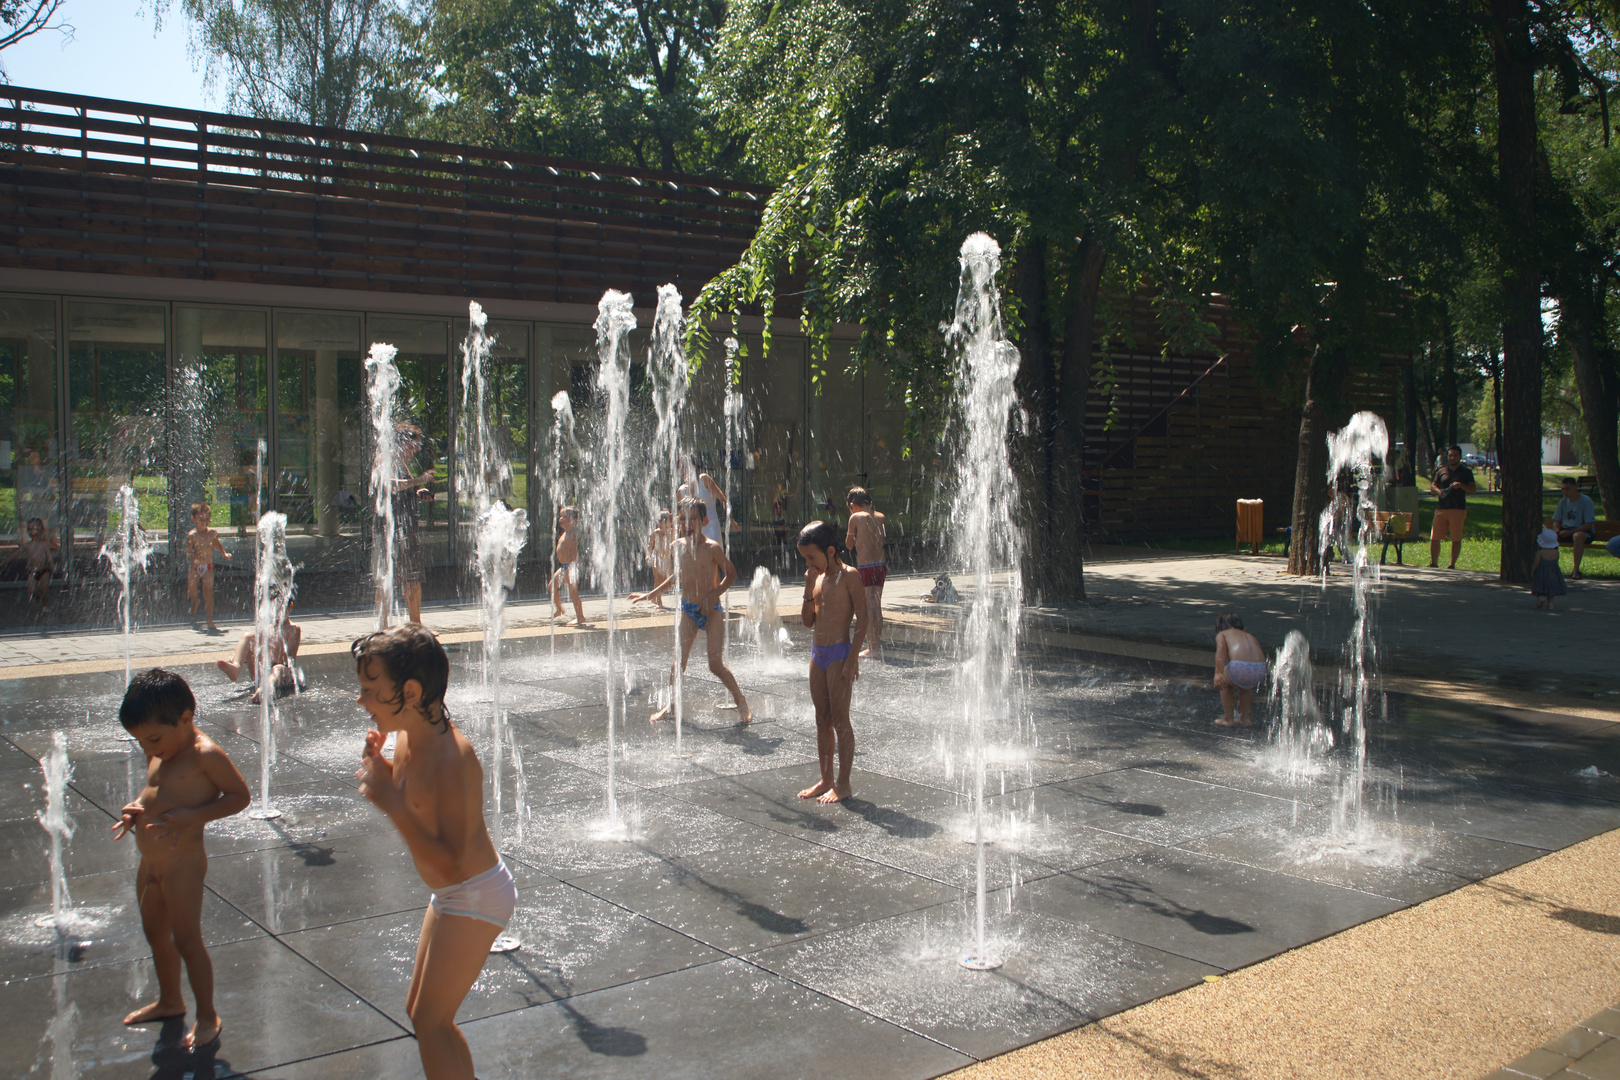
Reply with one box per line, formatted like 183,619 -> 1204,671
0,87 -> 769,307
1086,293 -> 1404,542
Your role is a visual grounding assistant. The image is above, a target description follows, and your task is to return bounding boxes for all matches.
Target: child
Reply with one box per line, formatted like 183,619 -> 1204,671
216,600 -> 302,702
20,517 -> 57,612
796,520 -> 868,803
113,669 -> 252,1049
1212,612 -> 1266,728
186,503 -> 231,632
352,625 -> 516,1080
629,499 -> 752,723
844,487 -> 887,658
549,506 -> 589,627
640,510 -> 675,609
1531,527 -> 1567,610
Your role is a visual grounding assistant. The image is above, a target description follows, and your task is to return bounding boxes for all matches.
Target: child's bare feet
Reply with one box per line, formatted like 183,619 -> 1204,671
798,779 -> 832,799
650,704 -> 672,724
186,1015 -> 222,1048
216,659 -> 240,681
1535,596 -> 1546,609
1213,716 -> 1240,728
124,1000 -> 186,1026
817,781 -> 851,804
206,622 -> 221,634
565,619 -> 590,628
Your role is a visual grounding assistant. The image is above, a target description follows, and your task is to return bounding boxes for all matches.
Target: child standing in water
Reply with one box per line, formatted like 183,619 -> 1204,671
797,520 -> 868,802
20,516 -> 57,612
549,506 -> 589,626
114,669 -> 252,1049
1531,527 -> 1567,610
352,625 -> 516,1080
186,503 -> 231,632
630,499 -> 752,723
640,509 -> 675,608
1212,613 -> 1266,728
844,488 -> 887,658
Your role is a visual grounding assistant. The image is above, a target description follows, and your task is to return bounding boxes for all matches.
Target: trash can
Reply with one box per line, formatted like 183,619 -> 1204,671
1236,499 -> 1264,555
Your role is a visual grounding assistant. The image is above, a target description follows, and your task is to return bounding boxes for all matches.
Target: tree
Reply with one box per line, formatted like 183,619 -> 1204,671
161,0 -> 422,132
0,0 -> 69,68
415,0 -> 739,174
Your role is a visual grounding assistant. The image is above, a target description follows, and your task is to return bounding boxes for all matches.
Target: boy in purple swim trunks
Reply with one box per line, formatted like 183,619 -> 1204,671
797,520 -> 869,803
1212,612 -> 1266,728
631,500 -> 751,724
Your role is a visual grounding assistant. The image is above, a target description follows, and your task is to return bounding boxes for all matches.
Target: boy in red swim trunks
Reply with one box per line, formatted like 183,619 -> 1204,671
797,520 -> 868,803
844,487 -> 886,658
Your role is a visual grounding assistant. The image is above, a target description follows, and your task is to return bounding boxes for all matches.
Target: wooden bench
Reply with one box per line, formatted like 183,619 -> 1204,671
1373,511 -> 1411,565
1551,519 -> 1618,548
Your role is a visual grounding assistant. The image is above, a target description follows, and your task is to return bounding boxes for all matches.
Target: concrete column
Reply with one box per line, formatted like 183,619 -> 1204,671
315,347 -> 338,538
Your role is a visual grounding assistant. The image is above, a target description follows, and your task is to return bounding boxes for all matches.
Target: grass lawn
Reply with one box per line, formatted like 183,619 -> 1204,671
1139,482 -> 1619,580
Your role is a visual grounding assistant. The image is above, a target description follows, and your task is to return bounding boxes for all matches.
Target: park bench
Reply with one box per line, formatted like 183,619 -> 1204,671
1552,519 -> 1618,548
1372,511 -> 1410,565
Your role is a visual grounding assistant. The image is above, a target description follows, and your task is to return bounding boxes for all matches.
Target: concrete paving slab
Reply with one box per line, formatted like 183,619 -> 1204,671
1042,768 -> 1298,846
1020,847 -> 1403,970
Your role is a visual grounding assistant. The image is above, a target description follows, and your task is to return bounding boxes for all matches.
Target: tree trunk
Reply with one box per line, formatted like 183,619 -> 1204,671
1490,0 -> 1543,584
1563,301 -> 1620,518
1287,350 -> 1344,576
1402,358 -> 1419,485
1014,236 -> 1059,599
1441,312 -> 1458,446
1048,236 -> 1108,602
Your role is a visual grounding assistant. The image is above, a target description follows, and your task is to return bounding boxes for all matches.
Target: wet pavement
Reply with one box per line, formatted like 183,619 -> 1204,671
3,628 -> 1620,1079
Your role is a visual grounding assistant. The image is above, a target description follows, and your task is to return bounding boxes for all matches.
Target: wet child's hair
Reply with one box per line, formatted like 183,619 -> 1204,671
656,509 -> 672,523
190,502 -> 209,518
847,487 -> 873,508
679,497 -> 709,520
26,517 -> 44,531
557,505 -> 580,531
120,668 -> 197,731
351,624 -> 452,731
797,519 -> 839,555
1215,612 -> 1245,631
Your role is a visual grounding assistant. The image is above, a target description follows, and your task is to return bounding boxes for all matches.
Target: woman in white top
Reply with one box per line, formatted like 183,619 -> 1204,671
677,455 -> 726,544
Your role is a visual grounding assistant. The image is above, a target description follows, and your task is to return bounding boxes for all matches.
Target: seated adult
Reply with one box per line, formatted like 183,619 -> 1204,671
1609,533 -> 1620,560
1551,476 -> 1598,578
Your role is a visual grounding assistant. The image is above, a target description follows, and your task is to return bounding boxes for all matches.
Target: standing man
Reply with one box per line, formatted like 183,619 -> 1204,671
1552,476 -> 1598,579
375,422 -> 435,626
1429,444 -> 1477,569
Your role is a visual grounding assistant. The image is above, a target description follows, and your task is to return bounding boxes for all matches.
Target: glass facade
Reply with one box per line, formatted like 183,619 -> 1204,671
0,290 -> 905,628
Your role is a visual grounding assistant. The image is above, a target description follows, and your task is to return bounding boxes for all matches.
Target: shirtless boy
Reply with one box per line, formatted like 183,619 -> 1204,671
114,669 -> 252,1048
20,517 -> 57,611
185,503 -> 231,632
353,625 -> 517,1080
1212,612 -> 1266,728
550,506 -> 589,626
797,519 -> 869,803
640,510 -> 675,608
629,500 -> 751,723
216,600 -> 302,702
844,488 -> 887,658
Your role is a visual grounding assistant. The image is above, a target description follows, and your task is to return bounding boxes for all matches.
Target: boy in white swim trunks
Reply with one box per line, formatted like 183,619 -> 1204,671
353,625 -> 516,1080
1213,612 -> 1266,728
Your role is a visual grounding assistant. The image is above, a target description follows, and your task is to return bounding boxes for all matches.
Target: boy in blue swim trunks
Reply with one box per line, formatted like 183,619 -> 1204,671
796,520 -> 869,803
1213,612 -> 1266,728
632,500 -> 751,723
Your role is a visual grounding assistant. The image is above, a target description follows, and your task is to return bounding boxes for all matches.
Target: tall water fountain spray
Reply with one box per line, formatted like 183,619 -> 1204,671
475,500 -> 527,953
100,484 -> 150,693
1267,629 -> 1330,783
745,566 -> 788,664
945,234 -> 1024,971
1317,411 -> 1388,838
548,391 -> 578,657
251,511 -> 294,820
366,344 -> 402,629
646,286 -> 689,753
34,732 -> 75,932
589,291 -> 636,825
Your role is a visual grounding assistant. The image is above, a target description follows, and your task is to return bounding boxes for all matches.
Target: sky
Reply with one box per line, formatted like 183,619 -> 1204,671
1,0 -> 215,112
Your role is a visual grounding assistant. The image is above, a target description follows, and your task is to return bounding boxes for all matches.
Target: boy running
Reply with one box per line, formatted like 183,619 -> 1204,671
549,506 -> 589,626
797,520 -> 868,802
844,487 -> 886,658
114,669 -> 252,1049
630,499 -> 751,723
186,503 -> 231,632
353,625 -> 517,1080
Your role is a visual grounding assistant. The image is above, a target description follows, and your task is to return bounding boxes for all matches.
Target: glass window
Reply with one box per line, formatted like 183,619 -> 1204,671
0,298 -> 61,597
747,337 -> 805,566
173,307 -> 268,548
456,321 -> 533,569
275,313 -> 363,575
66,301 -> 167,562
367,316 -> 450,571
